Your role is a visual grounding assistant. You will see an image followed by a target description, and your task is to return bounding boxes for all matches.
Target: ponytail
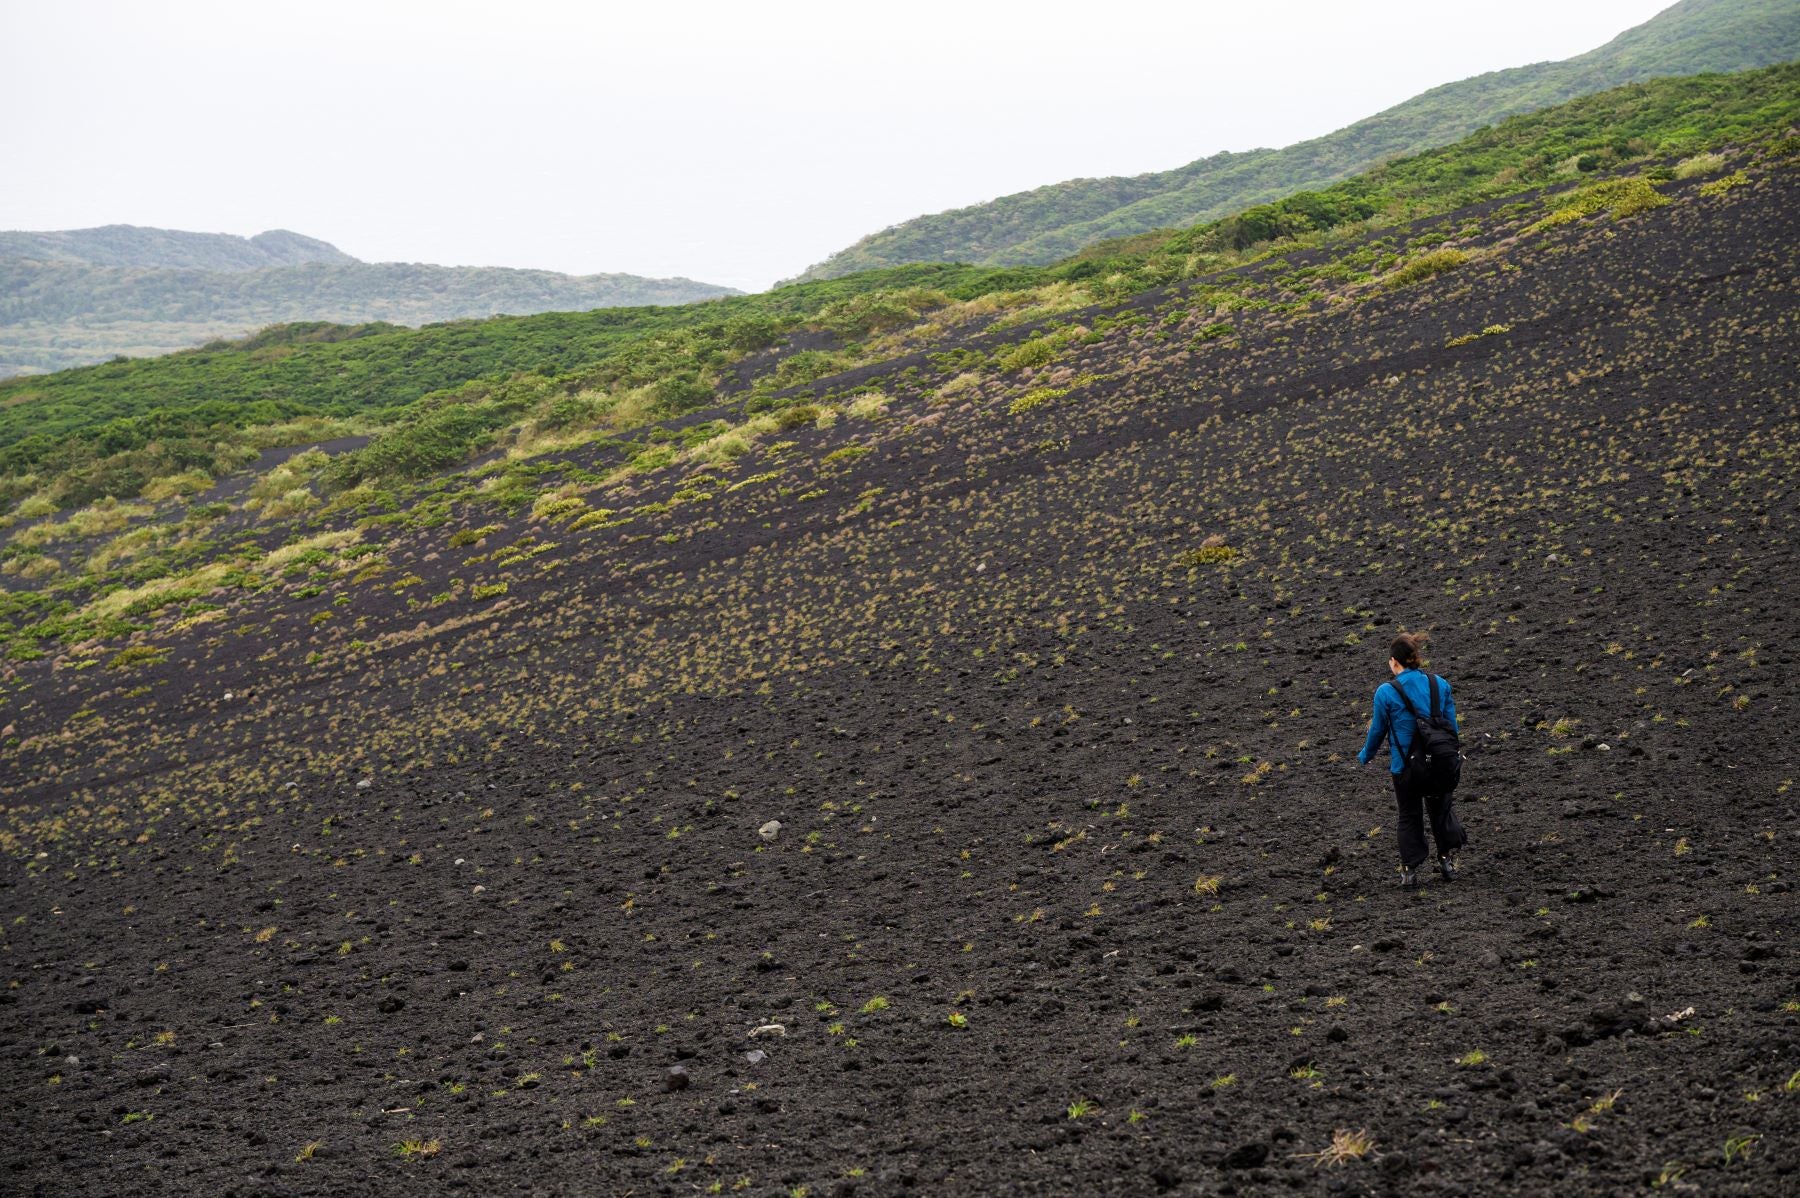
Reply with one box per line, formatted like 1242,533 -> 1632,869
1390,632 -> 1427,669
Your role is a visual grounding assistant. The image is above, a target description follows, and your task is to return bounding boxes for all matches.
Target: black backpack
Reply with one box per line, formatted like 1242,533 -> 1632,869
1394,674 -> 1462,794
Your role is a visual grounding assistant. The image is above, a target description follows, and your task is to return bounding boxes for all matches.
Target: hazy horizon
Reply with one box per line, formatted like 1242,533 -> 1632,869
3,0 -> 1679,291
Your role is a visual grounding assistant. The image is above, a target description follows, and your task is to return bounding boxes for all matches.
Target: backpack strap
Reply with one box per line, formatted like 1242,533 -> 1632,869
1427,673 -> 1441,721
1392,678 -> 1427,756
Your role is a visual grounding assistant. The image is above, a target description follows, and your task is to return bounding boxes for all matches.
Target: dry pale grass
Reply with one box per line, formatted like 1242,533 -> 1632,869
1295,1128 -> 1377,1167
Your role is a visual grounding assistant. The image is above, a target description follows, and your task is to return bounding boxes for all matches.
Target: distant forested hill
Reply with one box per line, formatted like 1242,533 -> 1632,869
0,227 -> 740,376
0,225 -> 357,271
793,0 -> 1800,280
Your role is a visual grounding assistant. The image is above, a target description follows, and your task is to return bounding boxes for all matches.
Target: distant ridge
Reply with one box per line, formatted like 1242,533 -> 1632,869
793,0 -> 1800,280
0,227 -> 740,377
0,225 -> 357,271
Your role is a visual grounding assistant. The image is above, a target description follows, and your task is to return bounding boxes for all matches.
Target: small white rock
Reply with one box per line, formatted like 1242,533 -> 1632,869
758,820 -> 782,842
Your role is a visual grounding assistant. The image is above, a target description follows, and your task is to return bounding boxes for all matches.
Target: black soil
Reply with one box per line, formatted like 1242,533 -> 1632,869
2,167 -> 1797,1196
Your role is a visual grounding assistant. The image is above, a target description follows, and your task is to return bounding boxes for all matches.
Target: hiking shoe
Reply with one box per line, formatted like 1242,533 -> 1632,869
1438,854 -> 1458,882
1398,866 -> 1420,890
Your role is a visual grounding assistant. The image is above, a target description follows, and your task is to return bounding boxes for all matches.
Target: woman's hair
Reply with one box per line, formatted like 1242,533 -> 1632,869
1390,631 -> 1427,668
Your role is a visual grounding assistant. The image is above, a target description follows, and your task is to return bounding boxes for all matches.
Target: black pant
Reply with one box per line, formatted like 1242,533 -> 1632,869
1393,772 -> 1464,867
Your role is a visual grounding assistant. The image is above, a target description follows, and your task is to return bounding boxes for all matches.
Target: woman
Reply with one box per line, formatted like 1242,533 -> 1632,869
1357,632 -> 1465,888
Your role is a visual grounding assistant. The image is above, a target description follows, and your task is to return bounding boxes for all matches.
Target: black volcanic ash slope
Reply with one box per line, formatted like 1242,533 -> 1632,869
1,165 -> 1797,1195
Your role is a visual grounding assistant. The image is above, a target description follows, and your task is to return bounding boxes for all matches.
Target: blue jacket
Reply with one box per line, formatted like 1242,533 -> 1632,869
1358,669 -> 1458,774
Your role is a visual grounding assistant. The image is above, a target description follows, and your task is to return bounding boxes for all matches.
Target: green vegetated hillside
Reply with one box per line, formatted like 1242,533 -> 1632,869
793,0 -> 1800,280
0,62 -> 1794,658
0,228 -> 739,378
3,63 -> 1791,516
0,225 -> 356,271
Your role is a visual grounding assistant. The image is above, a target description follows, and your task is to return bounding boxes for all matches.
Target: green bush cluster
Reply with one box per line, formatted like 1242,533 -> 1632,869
1385,249 -> 1470,288
1698,170 -> 1750,197
1528,176 -> 1669,232
1177,545 -> 1240,567
1008,387 -> 1068,416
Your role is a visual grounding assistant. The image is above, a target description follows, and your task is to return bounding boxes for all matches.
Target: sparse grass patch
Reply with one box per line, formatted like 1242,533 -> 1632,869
140,470 -> 214,501
1297,1128 -> 1376,1167
1567,1088 -> 1623,1133
1446,323 -> 1512,347
1673,152 -> 1725,179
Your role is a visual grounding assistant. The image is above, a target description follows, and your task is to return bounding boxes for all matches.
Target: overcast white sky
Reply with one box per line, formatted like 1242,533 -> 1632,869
2,0 -> 1677,290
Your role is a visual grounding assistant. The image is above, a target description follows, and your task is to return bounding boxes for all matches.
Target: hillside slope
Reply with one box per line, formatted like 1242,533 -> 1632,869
794,0 -> 1800,280
0,139 -> 1795,1196
0,228 -> 740,377
0,225 -> 357,271
4,62 -> 1792,519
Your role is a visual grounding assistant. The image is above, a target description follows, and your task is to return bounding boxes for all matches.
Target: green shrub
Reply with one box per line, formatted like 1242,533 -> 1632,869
1385,249 -> 1469,288
1528,176 -> 1668,232
997,335 -> 1059,373
1176,544 -> 1240,566
106,645 -> 168,671
448,523 -> 501,548
774,404 -> 821,431
567,509 -> 625,532
812,288 -> 950,338
531,495 -> 588,524
770,350 -> 851,388
1009,387 -> 1067,415
1698,170 -> 1748,197
471,581 -> 509,600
